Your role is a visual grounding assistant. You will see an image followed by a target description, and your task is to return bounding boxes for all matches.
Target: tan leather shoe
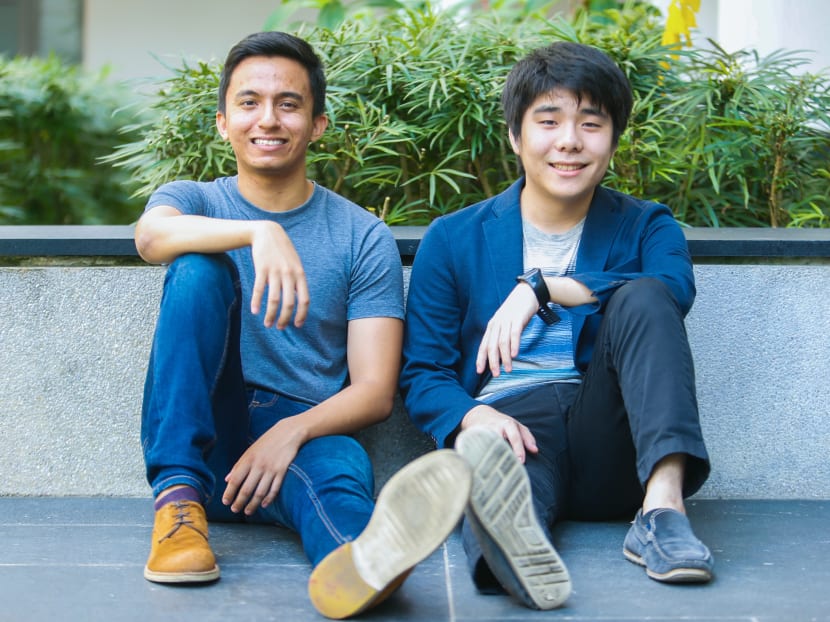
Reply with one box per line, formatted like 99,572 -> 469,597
144,500 -> 220,583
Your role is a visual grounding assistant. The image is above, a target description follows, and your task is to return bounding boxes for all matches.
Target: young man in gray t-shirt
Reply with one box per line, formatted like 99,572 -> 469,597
137,31 -> 470,619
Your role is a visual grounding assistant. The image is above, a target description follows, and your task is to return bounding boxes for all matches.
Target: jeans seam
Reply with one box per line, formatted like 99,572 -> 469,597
209,295 -> 239,397
287,463 -> 348,545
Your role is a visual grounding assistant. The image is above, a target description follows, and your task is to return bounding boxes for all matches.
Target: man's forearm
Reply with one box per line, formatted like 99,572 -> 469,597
135,211 -> 269,264
545,276 -> 597,307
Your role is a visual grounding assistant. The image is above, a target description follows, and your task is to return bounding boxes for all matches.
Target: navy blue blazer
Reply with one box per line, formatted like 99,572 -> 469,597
400,178 -> 695,448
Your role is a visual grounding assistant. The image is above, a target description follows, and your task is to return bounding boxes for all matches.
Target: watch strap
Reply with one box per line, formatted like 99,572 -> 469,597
517,268 -> 560,325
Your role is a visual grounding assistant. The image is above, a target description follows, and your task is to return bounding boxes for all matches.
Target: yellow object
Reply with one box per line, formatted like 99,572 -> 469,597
144,500 -> 220,583
308,449 -> 472,619
662,0 -> 701,49
308,542 -> 410,619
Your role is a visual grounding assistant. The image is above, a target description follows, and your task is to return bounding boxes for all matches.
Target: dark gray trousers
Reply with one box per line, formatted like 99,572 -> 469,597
463,278 -> 710,589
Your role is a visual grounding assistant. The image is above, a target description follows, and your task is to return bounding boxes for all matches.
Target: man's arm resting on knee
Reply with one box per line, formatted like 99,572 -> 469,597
135,205 -> 309,329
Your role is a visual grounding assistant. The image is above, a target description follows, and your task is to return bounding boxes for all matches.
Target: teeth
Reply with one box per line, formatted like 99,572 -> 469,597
254,138 -> 285,145
553,163 -> 583,171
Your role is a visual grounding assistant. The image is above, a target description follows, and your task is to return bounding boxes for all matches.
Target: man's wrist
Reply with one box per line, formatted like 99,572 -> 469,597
516,268 -> 549,304
516,268 -> 560,325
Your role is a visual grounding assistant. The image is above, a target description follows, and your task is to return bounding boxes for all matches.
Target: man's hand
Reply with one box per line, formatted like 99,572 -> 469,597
250,221 -> 310,330
460,404 -> 538,463
222,417 -> 305,515
476,282 -> 537,377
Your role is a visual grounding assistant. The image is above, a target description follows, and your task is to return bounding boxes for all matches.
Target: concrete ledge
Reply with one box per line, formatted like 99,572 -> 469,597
2,227 -> 829,498
4,225 -> 830,260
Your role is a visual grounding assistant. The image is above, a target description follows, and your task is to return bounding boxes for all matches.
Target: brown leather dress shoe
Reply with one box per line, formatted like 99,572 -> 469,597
144,500 -> 220,583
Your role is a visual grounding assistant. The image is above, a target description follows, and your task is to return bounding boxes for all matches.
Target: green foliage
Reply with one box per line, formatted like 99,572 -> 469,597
102,60 -> 237,200
108,0 -> 830,227
265,0 -> 408,30
0,55 -> 144,224
664,45 -> 830,227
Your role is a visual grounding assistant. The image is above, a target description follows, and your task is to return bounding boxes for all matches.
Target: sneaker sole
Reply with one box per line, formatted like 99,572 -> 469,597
308,449 -> 472,619
623,547 -> 713,583
456,427 -> 571,610
143,564 -> 220,584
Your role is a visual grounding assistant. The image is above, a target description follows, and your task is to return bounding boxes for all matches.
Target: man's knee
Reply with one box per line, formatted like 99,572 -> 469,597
607,277 -> 679,319
296,435 -> 374,486
165,253 -> 237,290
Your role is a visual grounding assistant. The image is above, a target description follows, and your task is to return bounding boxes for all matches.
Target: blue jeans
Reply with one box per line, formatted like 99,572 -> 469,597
141,253 -> 375,566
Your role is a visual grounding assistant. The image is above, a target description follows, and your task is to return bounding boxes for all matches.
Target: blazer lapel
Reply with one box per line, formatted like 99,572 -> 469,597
576,186 -> 620,273
483,181 -> 524,301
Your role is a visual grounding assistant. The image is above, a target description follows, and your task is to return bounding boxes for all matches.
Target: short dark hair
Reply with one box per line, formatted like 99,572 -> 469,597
502,41 -> 633,146
217,31 -> 326,117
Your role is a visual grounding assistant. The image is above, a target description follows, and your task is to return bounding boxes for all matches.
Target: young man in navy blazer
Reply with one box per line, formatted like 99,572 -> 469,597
401,41 -> 713,610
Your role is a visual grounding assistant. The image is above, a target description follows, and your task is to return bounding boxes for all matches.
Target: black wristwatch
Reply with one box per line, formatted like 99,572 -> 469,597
516,268 -> 560,325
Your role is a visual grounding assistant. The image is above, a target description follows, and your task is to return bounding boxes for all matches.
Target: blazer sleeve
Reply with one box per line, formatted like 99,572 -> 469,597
400,219 -> 484,448
572,203 -> 695,316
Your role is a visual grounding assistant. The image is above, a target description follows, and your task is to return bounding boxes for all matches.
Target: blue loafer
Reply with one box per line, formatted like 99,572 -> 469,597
623,508 -> 714,583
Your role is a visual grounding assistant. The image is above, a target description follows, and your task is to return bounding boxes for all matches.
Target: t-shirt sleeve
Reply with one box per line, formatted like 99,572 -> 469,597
346,219 -> 405,321
145,180 -> 207,216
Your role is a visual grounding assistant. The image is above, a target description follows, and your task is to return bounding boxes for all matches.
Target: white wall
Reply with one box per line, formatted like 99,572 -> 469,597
651,0 -> 829,74
716,0 -> 829,74
82,0 -> 281,89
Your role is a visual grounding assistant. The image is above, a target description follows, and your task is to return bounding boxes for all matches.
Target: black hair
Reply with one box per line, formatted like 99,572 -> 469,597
502,41 -> 633,146
217,31 -> 326,117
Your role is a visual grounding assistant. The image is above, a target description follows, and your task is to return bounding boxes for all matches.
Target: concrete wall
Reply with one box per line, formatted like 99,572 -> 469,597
2,260 -> 829,499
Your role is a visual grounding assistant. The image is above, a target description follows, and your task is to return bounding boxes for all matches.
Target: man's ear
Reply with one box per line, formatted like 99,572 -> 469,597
310,114 -> 328,143
216,111 -> 228,140
508,129 -> 521,156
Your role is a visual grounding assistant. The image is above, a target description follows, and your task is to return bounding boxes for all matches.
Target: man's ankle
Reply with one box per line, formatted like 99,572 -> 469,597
154,485 -> 202,511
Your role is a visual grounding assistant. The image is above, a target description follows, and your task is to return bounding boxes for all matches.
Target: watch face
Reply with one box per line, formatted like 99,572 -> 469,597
521,268 -> 541,284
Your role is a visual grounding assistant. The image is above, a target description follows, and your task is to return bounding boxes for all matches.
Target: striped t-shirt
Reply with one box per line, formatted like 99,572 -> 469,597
477,217 -> 585,403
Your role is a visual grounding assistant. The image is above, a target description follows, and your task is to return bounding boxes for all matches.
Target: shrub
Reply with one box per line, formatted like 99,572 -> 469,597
107,1 -> 830,227
0,55 -> 145,225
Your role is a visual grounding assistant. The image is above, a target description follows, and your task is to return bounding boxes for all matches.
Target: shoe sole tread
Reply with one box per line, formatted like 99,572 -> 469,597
457,428 -> 570,610
308,450 -> 471,619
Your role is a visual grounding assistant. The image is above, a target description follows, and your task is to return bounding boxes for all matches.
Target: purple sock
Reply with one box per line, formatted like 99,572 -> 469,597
154,486 -> 202,511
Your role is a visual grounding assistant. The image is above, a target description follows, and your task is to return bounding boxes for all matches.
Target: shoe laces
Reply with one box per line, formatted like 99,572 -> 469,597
158,501 -> 209,543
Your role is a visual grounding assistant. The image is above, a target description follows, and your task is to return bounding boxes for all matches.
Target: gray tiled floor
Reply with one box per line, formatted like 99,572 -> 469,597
1,498 -> 828,621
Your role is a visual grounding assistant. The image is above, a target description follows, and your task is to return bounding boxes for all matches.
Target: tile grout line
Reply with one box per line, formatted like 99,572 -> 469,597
442,542 -> 457,622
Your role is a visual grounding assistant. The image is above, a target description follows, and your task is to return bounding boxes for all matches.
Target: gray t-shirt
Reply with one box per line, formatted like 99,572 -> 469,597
146,176 -> 404,404
477,218 -> 584,402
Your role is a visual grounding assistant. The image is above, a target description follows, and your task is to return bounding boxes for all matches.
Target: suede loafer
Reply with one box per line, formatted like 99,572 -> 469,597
623,508 -> 714,583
